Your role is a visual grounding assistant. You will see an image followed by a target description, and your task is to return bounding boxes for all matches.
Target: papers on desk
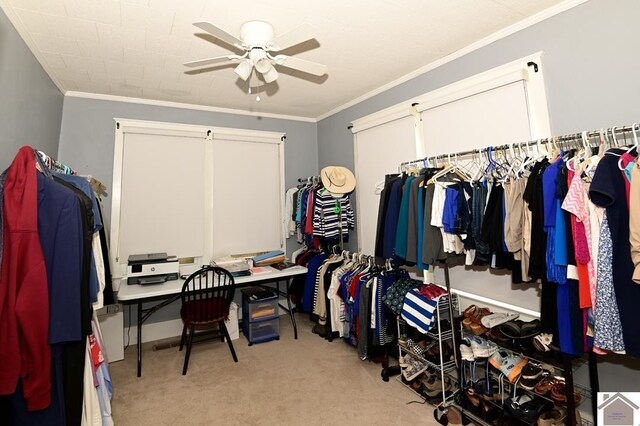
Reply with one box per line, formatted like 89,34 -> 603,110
249,267 -> 271,275
212,259 -> 251,278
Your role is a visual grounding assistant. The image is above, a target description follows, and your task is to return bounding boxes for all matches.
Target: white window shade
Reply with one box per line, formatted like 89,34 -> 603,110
353,115 -> 418,255
420,80 -> 539,313
422,81 -> 531,155
211,137 -> 283,257
118,132 -> 206,261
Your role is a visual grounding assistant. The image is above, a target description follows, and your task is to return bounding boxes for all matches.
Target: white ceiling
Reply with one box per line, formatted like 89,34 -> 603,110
2,0 -> 571,119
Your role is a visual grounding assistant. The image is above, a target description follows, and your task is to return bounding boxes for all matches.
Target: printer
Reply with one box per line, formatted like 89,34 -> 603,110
127,253 -> 179,285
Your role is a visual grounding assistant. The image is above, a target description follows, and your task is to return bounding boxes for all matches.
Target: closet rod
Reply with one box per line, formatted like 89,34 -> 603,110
399,123 -> 639,168
297,175 -> 320,183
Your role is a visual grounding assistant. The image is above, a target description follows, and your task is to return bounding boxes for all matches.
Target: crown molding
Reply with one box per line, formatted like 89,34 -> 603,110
65,92 -> 317,123
316,0 -> 590,121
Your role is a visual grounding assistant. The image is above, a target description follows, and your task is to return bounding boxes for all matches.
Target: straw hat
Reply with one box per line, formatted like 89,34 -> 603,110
321,166 -> 356,194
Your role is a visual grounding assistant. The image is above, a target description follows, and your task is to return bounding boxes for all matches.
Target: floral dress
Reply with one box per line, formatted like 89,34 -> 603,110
593,212 -> 625,352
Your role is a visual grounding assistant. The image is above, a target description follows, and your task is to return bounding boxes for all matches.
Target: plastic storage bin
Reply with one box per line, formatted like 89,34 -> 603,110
245,317 -> 280,345
246,298 -> 278,321
241,287 -> 280,345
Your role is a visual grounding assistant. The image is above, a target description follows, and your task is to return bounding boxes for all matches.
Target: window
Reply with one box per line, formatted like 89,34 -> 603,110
110,119 -> 285,285
210,130 -> 285,258
353,115 -> 420,255
350,52 -> 550,314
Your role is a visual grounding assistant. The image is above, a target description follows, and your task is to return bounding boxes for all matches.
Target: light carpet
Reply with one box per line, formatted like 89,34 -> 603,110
109,315 -> 440,425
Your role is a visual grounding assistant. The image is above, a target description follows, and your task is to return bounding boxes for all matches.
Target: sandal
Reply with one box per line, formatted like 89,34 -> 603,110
550,382 -> 582,405
464,305 -> 479,319
534,375 -> 558,396
470,322 -> 489,336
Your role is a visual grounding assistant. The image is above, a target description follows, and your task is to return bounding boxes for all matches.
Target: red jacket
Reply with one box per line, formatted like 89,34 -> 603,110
0,146 -> 51,410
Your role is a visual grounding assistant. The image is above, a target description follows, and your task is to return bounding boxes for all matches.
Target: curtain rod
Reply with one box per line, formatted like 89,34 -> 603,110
399,123 -> 639,167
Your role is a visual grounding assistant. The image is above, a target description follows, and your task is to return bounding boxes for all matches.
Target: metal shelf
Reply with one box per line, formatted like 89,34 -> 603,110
398,343 -> 458,373
460,329 -> 587,373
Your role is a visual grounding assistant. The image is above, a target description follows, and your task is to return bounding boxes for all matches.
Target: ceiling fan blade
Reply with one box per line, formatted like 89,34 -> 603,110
269,23 -> 316,51
273,55 -> 327,76
183,55 -> 242,68
193,22 -> 244,48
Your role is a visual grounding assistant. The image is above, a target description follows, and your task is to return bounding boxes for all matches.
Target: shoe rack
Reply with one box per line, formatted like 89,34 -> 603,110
439,262 -> 596,426
458,328 -> 593,425
396,293 -> 461,405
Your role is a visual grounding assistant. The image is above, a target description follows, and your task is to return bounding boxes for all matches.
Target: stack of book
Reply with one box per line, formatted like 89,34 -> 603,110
251,250 -> 286,266
211,257 -> 251,278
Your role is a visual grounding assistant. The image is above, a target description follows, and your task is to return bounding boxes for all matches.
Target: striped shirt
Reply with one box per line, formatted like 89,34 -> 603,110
312,189 -> 354,240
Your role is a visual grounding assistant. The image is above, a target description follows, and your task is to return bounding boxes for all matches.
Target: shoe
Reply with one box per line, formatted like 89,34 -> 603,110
471,322 -> 489,335
398,334 -> 408,346
537,407 -> 567,426
433,406 -> 448,426
421,371 -> 451,397
519,397 -> 554,424
425,341 -> 454,363
447,407 -> 463,426
469,336 -> 498,358
460,338 -> 475,361
519,319 -> 541,338
312,323 -> 328,337
520,362 -> 544,390
485,327 -> 510,343
500,319 -> 541,339
534,375 -> 558,396
550,381 -> 581,406
533,333 -> 558,352
481,312 -> 520,329
405,338 -> 428,357
490,350 -> 528,383
401,352 -> 428,381
504,394 -> 534,418
481,399 -> 501,422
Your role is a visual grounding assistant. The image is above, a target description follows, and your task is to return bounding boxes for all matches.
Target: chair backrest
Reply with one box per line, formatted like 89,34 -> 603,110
180,266 -> 235,323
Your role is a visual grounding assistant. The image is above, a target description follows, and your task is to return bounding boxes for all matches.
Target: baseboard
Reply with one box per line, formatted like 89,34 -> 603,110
126,318 -> 185,345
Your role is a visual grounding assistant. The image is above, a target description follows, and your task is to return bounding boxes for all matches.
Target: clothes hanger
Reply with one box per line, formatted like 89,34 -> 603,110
597,128 -> 609,157
618,123 -> 639,170
605,127 -> 622,158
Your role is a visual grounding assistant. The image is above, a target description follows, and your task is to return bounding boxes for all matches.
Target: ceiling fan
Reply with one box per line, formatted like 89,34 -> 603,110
183,21 -> 328,84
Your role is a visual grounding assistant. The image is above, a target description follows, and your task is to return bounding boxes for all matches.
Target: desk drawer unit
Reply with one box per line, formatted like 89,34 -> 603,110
245,317 -> 280,345
246,297 -> 278,321
241,287 -> 280,345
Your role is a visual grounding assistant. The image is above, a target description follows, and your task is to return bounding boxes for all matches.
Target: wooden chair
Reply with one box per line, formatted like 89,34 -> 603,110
179,266 -> 238,375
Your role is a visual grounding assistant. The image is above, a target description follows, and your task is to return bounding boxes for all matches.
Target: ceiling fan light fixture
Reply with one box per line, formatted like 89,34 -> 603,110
234,59 -> 252,81
262,66 -> 278,83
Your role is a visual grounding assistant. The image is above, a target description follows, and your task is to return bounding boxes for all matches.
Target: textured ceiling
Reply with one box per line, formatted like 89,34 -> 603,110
2,0 -> 569,119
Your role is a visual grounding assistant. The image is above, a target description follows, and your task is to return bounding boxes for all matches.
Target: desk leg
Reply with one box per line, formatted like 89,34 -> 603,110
137,301 -> 142,377
285,277 -> 298,339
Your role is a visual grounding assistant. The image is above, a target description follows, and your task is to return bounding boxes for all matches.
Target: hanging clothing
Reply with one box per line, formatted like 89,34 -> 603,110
590,149 -> 640,357
312,189 -> 355,243
0,147 -> 51,411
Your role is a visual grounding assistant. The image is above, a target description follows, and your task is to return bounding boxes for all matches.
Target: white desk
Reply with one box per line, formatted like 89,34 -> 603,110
117,265 -> 308,376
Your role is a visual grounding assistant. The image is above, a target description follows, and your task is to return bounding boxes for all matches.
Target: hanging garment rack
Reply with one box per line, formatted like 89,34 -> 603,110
391,124 -> 639,425
35,149 -> 78,175
399,123 -> 639,170
297,175 -> 320,184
